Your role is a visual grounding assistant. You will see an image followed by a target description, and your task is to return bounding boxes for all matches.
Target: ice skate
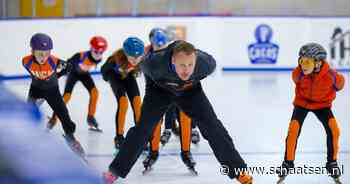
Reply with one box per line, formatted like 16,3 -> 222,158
276,161 -> 294,184
181,151 -> 198,176
142,151 -> 159,175
87,115 -> 102,132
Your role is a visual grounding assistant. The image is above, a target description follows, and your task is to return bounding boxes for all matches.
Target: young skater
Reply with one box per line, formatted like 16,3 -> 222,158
48,36 -> 108,132
277,43 -> 345,184
101,37 -> 144,151
23,33 -> 85,158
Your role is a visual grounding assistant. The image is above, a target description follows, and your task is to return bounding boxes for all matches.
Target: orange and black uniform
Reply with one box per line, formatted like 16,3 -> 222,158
22,54 -> 76,135
145,46 -> 192,153
51,51 -> 101,122
101,49 -> 141,143
284,62 -> 345,163
151,107 -> 192,152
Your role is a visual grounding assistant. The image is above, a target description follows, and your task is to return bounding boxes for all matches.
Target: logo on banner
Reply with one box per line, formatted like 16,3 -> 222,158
166,25 -> 187,41
248,24 -> 279,64
330,27 -> 350,67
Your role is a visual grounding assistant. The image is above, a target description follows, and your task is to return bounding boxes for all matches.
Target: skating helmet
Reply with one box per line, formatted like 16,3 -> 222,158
30,33 -> 53,51
90,36 -> 108,52
298,43 -> 327,61
149,28 -> 169,47
123,37 -> 144,57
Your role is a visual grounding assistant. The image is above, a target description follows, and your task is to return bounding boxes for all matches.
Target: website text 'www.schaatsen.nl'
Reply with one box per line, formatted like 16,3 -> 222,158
220,165 -> 344,176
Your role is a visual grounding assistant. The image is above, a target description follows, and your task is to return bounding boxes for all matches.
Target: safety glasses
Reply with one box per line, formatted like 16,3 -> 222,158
298,57 -> 315,68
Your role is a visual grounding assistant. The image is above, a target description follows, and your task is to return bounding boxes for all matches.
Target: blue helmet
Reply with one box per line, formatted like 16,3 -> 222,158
123,37 -> 144,57
149,28 -> 169,47
30,33 -> 53,51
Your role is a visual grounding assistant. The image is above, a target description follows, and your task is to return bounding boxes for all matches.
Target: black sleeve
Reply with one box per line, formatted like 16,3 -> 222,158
66,53 -> 81,70
140,56 -> 154,79
101,57 -> 116,81
56,59 -> 72,78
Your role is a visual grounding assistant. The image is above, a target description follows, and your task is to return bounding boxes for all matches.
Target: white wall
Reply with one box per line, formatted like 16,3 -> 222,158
1,16 -> 350,76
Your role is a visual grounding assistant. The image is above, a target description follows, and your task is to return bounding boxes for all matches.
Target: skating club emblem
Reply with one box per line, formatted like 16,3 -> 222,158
248,24 -> 279,64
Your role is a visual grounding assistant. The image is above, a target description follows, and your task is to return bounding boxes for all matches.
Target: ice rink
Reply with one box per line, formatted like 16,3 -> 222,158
4,71 -> 350,183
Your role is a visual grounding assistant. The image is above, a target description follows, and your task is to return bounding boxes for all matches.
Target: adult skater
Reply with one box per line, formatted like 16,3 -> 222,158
103,40 -> 253,184
142,28 -> 197,175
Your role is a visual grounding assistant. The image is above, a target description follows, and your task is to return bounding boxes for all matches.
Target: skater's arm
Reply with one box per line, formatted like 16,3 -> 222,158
140,57 -> 155,80
56,59 -> 72,78
101,57 -> 116,81
194,50 -> 216,80
334,71 -> 345,91
66,53 -> 81,71
292,66 -> 302,84
22,57 -> 35,78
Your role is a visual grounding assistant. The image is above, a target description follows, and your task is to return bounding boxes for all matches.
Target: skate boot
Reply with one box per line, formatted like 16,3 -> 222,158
47,116 -> 57,130
63,134 -> 87,162
142,151 -> 159,174
276,161 -> 294,184
181,151 -> 197,175
326,161 -> 342,184
160,129 -> 171,145
113,135 -> 125,156
237,173 -> 253,184
191,129 -> 200,144
87,115 -> 102,132
142,143 -> 150,155
102,171 -> 118,184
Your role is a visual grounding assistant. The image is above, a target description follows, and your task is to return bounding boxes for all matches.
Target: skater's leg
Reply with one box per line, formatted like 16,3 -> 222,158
27,86 -> 42,104
80,74 -> 98,119
313,108 -> 342,179
178,111 -> 191,152
109,75 -> 128,138
284,106 -> 308,161
124,75 -> 141,124
49,72 -> 78,123
143,121 -> 162,171
45,87 -> 76,136
150,121 -> 162,152
313,108 -> 340,162
177,84 -> 245,179
109,85 -> 172,178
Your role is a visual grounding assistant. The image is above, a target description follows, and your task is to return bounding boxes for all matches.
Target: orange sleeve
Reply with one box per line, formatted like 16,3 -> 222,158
22,55 -> 32,71
292,66 -> 301,84
335,72 -> 345,91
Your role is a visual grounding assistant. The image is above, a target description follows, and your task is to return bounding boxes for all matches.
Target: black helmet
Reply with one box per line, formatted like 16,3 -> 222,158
298,43 -> 327,61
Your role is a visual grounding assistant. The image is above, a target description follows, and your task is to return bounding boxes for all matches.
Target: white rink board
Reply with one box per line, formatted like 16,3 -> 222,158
1,17 -> 350,76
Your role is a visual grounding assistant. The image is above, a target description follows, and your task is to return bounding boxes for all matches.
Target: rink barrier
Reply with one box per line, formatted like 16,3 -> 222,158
1,68 -> 350,81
